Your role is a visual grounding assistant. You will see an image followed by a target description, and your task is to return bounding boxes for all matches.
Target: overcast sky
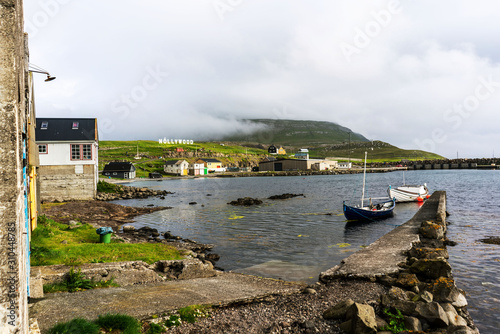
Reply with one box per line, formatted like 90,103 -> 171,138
24,0 -> 500,158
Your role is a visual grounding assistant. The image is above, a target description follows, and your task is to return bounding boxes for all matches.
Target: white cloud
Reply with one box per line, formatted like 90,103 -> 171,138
25,0 -> 500,158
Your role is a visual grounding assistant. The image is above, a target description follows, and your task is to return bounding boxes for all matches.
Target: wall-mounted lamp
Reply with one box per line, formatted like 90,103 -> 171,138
28,64 -> 56,82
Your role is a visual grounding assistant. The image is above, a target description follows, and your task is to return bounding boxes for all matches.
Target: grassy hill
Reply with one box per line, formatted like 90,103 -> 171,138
218,119 -> 369,146
99,141 -> 269,177
99,120 -> 444,177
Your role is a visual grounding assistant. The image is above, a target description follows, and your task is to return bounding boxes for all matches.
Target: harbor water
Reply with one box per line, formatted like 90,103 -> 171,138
114,169 -> 499,332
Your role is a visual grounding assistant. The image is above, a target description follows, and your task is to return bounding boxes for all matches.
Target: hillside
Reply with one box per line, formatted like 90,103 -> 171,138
216,119 -> 443,161
99,141 -> 269,177
218,119 -> 369,146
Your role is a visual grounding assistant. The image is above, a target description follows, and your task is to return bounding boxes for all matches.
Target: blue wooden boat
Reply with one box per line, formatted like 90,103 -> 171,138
343,151 -> 396,221
343,198 -> 396,221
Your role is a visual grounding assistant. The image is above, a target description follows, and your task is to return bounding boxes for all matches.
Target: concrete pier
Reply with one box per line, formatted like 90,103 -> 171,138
320,191 -> 446,281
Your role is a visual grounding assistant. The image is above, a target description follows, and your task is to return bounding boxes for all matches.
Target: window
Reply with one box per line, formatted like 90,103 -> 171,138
38,144 -> 47,154
40,121 -> 48,130
72,122 -> 79,129
71,144 -> 92,160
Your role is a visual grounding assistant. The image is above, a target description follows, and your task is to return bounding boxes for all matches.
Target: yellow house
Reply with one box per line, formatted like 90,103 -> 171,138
278,146 -> 287,155
198,158 -> 225,173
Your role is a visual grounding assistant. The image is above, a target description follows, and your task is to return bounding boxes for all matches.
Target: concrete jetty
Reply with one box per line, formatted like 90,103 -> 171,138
320,191 -> 446,281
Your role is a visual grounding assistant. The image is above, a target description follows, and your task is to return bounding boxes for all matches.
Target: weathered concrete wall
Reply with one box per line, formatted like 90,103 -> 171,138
38,165 -> 96,202
0,0 -> 29,332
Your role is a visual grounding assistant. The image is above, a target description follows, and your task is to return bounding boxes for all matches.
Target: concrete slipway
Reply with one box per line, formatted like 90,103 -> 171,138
29,192 -> 446,332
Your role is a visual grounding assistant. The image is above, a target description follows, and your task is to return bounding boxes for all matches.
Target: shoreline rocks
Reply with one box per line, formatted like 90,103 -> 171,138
321,216 -> 479,334
97,184 -> 172,201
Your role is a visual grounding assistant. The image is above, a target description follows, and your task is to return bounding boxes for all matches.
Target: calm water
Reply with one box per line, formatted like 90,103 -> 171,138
114,170 -> 499,332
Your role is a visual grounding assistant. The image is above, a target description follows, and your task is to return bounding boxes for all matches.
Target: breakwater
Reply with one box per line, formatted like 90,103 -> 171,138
319,191 -> 479,333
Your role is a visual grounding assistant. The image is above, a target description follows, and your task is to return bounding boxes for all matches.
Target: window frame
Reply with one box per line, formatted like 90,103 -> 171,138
70,144 -> 93,161
38,144 -> 48,154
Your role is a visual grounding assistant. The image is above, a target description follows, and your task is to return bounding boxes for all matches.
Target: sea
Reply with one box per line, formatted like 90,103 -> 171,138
112,169 -> 499,333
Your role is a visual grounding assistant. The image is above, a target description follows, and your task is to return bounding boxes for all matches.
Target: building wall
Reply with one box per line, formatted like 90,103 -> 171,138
259,160 -> 308,171
39,165 -> 97,202
38,142 -> 98,166
0,0 -> 29,331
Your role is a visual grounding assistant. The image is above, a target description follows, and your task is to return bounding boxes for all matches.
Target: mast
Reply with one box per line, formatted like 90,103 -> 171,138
361,151 -> 367,207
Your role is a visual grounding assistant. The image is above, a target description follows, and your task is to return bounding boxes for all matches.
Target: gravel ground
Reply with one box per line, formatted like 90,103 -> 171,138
167,279 -> 388,334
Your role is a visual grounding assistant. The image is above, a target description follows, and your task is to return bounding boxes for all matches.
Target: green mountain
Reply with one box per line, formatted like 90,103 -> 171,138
217,119 -> 444,161
219,119 -> 369,146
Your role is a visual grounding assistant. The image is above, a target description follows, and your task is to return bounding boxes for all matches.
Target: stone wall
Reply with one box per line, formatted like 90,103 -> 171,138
0,0 -> 29,332
39,164 -> 96,202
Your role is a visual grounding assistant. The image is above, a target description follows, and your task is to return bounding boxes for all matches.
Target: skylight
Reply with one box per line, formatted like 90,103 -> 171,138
40,121 -> 48,130
72,122 -> 79,129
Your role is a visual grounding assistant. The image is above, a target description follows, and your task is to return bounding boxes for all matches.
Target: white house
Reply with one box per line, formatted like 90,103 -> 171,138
190,161 -> 206,175
338,162 -> 352,169
36,118 -> 99,201
164,160 -> 189,175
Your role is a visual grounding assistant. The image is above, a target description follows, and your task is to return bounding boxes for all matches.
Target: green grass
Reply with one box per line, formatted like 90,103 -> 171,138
31,215 -> 184,266
95,314 -> 141,334
99,140 -> 268,177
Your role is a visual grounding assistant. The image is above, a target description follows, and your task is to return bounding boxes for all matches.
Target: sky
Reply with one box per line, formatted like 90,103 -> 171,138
24,0 -> 500,159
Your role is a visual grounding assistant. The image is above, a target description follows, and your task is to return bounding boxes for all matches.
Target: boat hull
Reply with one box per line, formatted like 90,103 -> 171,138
388,185 -> 429,202
343,199 -> 396,221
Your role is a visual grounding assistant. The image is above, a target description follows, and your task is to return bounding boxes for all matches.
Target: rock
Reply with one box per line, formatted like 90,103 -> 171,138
227,197 -> 263,206
299,320 -> 315,329
414,302 -> 449,327
375,317 -> 388,330
409,246 -> 449,259
430,277 -> 468,307
323,298 -> 355,320
68,220 -> 79,226
268,193 -> 304,200
189,202 -> 197,205
478,236 -> 500,245
387,286 -> 409,301
410,258 -> 452,279
380,293 -> 418,316
404,316 -> 422,332
154,258 -> 216,280
344,303 -> 377,334
60,240 -> 68,244
420,221 -> 445,239
420,290 -> 434,303
206,253 -> 220,263
303,288 -> 317,295
396,273 -> 420,288
441,303 -> 468,327
122,225 -> 135,232
164,231 -> 174,239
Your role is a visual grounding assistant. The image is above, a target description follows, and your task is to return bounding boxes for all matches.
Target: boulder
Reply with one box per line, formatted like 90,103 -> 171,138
404,316 -> 422,332
344,303 -> 377,334
323,298 -> 355,320
414,302 -> 449,327
441,303 -> 468,327
409,246 -> 449,259
154,258 -> 216,280
396,273 -> 420,289
430,277 -> 468,307
227,197 -> 263,206
410,258 -> 452,279
420,221 -> 445,239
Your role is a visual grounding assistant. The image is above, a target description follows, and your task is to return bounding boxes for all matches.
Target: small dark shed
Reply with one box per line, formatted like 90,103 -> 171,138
102,162 -> 136,179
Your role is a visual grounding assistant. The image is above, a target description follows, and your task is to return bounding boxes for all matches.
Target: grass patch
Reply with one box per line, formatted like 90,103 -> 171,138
96,180 -> 124,193
31,215 -> 184,266
47,318 -> 100,334
95,314 -> 141,334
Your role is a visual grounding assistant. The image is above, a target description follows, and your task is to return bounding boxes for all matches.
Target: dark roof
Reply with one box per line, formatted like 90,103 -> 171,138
35,118 -> 98,142
102,162 -> 136,172
164,160 -> 182,166
201,158 -> 222,163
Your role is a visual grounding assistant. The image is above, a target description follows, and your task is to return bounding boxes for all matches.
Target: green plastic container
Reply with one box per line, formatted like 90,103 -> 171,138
99,233 -> 111,244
